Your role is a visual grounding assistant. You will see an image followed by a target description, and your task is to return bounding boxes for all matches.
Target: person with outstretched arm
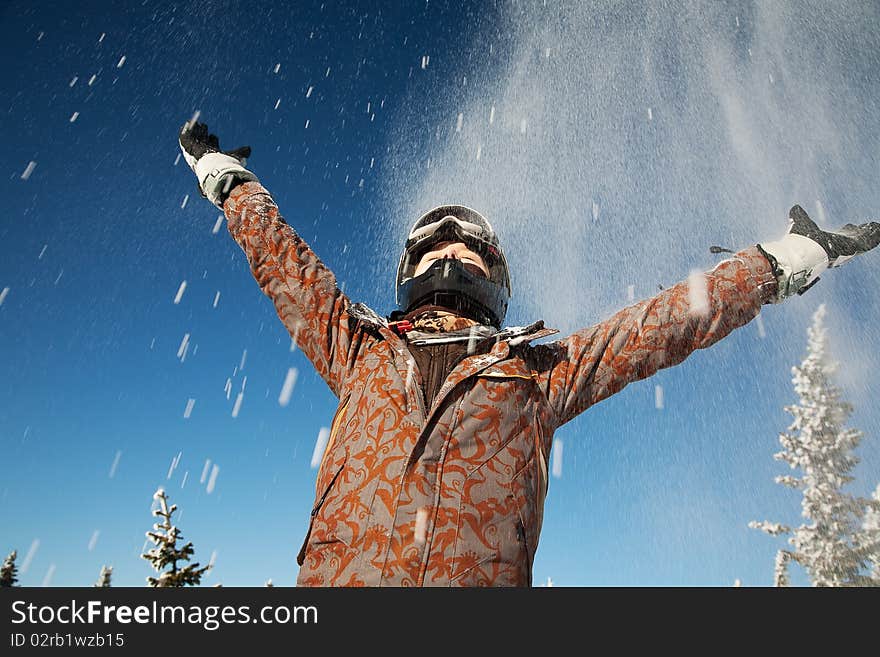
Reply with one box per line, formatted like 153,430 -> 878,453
179,119 -> 880,586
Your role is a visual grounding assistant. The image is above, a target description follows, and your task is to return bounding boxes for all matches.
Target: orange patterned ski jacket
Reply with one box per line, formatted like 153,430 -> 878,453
223,182 -> 778,586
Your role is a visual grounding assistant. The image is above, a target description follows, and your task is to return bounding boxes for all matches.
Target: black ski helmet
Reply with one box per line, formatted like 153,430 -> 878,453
395,205 -> 511,327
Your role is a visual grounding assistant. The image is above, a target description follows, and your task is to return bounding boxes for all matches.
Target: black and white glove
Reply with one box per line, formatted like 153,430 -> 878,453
178,120 -> 258,209
758,205 -> 880,301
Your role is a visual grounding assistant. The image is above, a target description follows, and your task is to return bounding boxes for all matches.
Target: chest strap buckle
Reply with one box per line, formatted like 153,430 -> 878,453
389,320 -> 414,335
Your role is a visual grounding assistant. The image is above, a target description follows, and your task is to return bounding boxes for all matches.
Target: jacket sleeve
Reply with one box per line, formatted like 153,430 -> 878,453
533,247 -> 778,427
223,181 -> 355,397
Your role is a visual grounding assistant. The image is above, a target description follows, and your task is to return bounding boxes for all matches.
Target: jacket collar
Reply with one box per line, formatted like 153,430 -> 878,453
347,302 -> 559,345
349,301 -> 559,425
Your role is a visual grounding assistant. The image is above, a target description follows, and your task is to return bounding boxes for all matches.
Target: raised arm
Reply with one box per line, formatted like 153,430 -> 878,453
178,120 -> 355,397
534,204 -> 880,427
533,247 -> 776,426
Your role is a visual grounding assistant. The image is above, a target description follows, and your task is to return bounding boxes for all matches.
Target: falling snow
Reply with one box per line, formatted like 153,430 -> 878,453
173,280 -> 187,304
414,508 -> 429,545
108,450 -> 122,478
6,0 -> 880,592
167,451 -> 183,479
41,564 -> 56,587
21,161 -> 36,180
206,464 -> 220,494
21,539 -> 40,575
687,270 -> 709,316
200,459 -> 211,484
231,391 -> 244,417
815,199 -> 827,225
177,333 -> 190,361
755,313 -> 767,338
551,440 -> 563,479
310,427 -> 331,468
278,368 -> 299,406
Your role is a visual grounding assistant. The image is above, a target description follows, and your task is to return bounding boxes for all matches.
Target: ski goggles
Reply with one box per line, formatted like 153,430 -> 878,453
397,206 -> 510,290
404,208 -> 501,261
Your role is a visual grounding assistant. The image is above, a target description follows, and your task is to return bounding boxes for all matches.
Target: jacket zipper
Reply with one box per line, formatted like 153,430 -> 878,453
297,461 -> 346,566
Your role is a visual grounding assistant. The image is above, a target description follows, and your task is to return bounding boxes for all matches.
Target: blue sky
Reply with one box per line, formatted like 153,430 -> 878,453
2,0 -> 880,587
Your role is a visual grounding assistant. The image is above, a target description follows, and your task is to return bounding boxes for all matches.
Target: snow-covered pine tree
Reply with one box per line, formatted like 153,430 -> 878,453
141,488 -> 210,587
1,550 -> 18,587
862,485 -> 880,582
750,304 -> 880,586
94,565 -> 113,587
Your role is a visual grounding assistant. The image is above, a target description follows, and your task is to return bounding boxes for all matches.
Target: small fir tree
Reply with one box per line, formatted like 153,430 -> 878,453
141,488 -> 210,587
94,565 -> 113,587
750,304 -> 880,586
1,550 -> 18,587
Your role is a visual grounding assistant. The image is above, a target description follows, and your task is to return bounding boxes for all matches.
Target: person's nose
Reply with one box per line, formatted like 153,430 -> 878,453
440,244 -> 462,259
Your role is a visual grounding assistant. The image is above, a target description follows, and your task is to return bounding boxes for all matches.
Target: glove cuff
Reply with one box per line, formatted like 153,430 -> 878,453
757,233 -> 829,302
194,152 -> 259,209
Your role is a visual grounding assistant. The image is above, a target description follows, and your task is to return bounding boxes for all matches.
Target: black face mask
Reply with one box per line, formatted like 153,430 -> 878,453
395,258 -> 510,328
